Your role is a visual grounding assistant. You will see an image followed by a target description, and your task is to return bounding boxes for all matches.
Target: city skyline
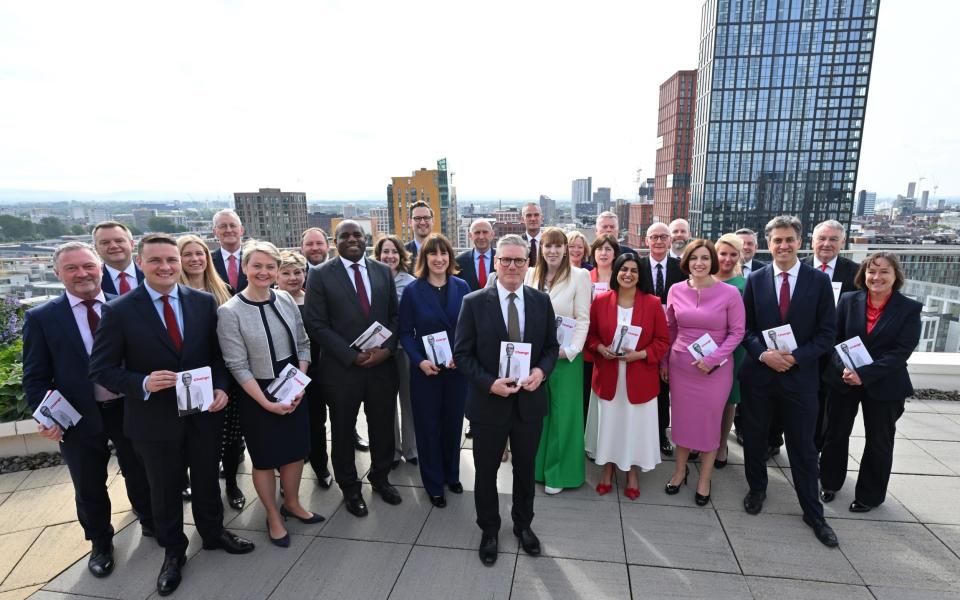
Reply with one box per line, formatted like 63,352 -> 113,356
0,1 -> 956,202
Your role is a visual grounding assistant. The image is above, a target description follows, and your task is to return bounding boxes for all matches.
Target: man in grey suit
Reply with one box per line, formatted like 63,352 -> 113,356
303,220 -> 401,517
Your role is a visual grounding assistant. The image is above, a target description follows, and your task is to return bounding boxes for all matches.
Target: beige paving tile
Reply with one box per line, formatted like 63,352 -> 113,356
0,484 -> 76,535
0,474 -> 28,495
0,585 -> 42,600
0,528 -> 43,584
16,467 -> 72,492
0,494 -> 8,509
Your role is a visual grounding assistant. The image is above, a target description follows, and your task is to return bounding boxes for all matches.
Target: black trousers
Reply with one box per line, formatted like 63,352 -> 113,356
657,379 -> 671,446
742,379 -> 823,521
59,401 -> 152,547
133,415 -> 224,557
325,372 -> 397,496
306,383 -> 331,479
820,389 -> 904,507
472,400 -> 543,535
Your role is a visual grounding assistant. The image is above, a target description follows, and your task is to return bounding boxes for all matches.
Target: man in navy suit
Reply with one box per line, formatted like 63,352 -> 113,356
520,202 -> 543,265
23,242 -> 153,579
92,221 -> 144,296
405,201 -> 434,263
211,209 -> 247,292
455,218 -> 496,292
454,234 -> 559,566
90,234 -> 254,596
740,216 -> 839,547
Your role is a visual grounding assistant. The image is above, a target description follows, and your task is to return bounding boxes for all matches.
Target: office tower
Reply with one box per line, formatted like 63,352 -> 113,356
690,0 -> 880,243
856,190 -> 876,217
938,198 -> 946,210
540,195 -> 557,224
572,177 -> 592,221
921,190 -> 930,210
654,70 -> 697,224
639,177 -> 655,202
388,158 -> 457,241
370,207 -> 391,237
906,181 -> 917,199
342,204 -> 358,219
615,199 -> 631,231
593,187 -> 612,213
627,201 -> 655,248
234,188 -> 308,248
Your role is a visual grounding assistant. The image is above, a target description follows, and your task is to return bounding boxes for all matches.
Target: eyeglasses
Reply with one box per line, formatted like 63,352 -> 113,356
498,257 -> 528,267
411,216 -> 433,222
648,234 -> 669,241
215,223 -> 240,230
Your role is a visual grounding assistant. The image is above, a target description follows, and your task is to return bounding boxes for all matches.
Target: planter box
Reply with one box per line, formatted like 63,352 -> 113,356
907,352 -> 960,392
0,418 -> 59,458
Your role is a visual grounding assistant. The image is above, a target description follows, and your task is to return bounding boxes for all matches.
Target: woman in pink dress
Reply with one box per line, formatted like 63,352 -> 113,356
663,240 -> 745,505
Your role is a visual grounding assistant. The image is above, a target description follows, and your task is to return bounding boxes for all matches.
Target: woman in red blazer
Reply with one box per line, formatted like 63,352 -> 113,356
586,253 -> 670,499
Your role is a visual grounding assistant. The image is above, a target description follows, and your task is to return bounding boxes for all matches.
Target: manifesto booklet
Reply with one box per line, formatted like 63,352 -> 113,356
762,324 -> 798,352
422,331 -> 453,368
687,332 -> 728,373
33,390 -> 82,436
591,282 -> 610,299
350,321 -> 393,351
835,336 -> 874,371
499,341 -> 532,383
176,366 -> 214,417
611,322 -> 643,355
555,316 -> 577,348
266,363 -> 311,405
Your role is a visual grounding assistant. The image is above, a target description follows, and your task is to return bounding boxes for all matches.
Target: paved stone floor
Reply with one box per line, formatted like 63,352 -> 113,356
0,398 -> 959,599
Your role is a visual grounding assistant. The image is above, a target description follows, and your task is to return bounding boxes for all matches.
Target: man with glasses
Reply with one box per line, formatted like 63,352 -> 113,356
211,209 -> 246,292
405,201 -> 434,263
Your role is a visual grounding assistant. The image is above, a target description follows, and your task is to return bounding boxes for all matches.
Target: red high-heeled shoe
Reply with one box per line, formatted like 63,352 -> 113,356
624,486 -> 640,500
595,482 -> 613,496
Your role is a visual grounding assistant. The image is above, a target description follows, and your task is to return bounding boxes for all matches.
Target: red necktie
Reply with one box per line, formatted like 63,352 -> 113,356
477,253 -> 487,288
81,299 -> 100,332
161,295 -> 183,352
352,263 -> 371,318
118,272 -> 131,295
820,263 -> 828,272
227,254 -> 239,290
778,272 -> 790,322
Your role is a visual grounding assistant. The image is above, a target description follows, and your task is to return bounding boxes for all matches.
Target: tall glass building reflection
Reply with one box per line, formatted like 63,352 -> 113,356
690,0 -> 880,243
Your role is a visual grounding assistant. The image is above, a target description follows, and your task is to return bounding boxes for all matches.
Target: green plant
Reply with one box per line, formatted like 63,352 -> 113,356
0,340 -> 30,423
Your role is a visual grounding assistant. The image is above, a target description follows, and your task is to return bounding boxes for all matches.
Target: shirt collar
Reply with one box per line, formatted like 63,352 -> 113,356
66,290 -> 106,308
496,280 -> 523,302
104,262 -> 136,280
650,255 -> 668,268
818,256 -> 838,270
474,248 -> 491,259
773,259 -> 801,279
339,255 -> 367,271
144,282 -> 180,301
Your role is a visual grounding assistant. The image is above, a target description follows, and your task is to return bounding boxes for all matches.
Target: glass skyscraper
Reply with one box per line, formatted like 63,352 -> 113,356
690,0 -> 880,243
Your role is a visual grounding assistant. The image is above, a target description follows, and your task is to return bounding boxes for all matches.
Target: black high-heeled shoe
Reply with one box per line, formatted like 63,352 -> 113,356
664,466 -> 689,495
266,519 -> 290,548
280,505 -> 325,524
695,484 -> 711,506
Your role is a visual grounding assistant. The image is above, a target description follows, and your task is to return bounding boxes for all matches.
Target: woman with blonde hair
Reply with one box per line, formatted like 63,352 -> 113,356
276,251 -> 308,305
566,230 -> 594,271
712,233 -> 747,469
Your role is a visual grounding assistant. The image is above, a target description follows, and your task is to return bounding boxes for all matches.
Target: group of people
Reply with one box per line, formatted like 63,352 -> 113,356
22,201 -> 922,589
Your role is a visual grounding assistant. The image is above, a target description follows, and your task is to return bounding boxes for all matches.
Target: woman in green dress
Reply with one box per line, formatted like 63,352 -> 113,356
525,227 -> 592,493
713,233 -> 746,469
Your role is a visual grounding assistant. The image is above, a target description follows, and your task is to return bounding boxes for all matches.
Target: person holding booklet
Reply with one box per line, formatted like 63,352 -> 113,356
586,253 -> 669,500
819,252 -> 922,513
583,234 -> 620,441
663,240 -> 745,505
216,241 -> 320,548
398,234 -> 470,507
525,227 -> 592,494
712,233 -> 747,468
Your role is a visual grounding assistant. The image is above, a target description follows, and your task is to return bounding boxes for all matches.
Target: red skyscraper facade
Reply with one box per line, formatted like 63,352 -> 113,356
653,70 -> 697,225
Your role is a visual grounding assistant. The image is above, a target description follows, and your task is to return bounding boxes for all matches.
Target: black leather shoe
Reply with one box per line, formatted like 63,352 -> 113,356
849,500 -> 873,513
266,519 -> 290,548
478,533 -> 498,565
802,514 -> 839,547
88,543 -> 114,578
373,482 -> 403,505
664,466 -> 689,495
354,432 -> 369,452
660,442 -> 674,456
765,445 -> 781,460
157,555 -> 185,596
141,523 -> 155,538
317,473 -> 333,489
513,527 -> 541,556
181,487 -> 192,501
735,430 -> 745,446
820,488 -> 836,503
430,495 -> 446,508
202,530 -> 255,554
714,457 -> 728,469
227,485 -> 246,510
743,491 -> 766,515
448,482 -> 464,494
345,495 -> 369,517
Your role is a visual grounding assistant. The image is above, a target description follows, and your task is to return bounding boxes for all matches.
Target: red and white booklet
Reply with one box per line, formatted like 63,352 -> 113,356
33,390 -> 82,434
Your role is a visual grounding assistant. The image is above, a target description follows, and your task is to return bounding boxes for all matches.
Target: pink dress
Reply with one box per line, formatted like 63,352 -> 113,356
666,281 -> 745,452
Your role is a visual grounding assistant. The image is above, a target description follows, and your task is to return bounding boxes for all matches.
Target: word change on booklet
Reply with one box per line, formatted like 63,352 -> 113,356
499,341 -> 531,383
176,367 -> 213,417
266,363 -> 311,405
611,322 -> 642,356
687,332 -> 728,374
422,331 -> 453,368
351,321 -> 392,351
762,324 -> 798,352
835,336 -> 874,371
592,282 -> 610,299
555,316 -> 577,348
33,390 -> 82,436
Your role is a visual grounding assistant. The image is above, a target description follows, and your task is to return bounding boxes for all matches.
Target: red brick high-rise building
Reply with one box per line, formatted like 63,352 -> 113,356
626,201 -> 654,249
653,70 -> 696,225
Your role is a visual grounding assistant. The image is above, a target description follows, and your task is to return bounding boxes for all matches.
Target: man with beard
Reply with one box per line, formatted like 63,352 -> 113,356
668,218 -> 691,260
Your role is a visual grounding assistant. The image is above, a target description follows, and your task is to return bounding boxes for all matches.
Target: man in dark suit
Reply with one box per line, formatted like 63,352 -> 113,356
303,220 -> 402,517
90,234 -> 254,596
739,216 -> 839,547
211,209 -> 247,292
596,211 -> 636,255
454,234 -> 559,566
23,241 -> 153,579
803,219 -> 859,449
520,202 -> 543,265
405,201 -> 434,263
736,228 -> 767,279
637,222 -> 685,455
92,221 -> 144,296
455,218 -> 496,292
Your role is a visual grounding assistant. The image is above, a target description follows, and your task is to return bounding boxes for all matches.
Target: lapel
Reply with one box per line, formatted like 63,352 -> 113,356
52,294 -> 88,359
132,286 -> 180,357
849,291 -> 868,337
522,286 -> 538,344
461,252 -> 478,288
784,264 -> 810,323
179,285 -> 197,347
866,291 -> 901,340
367,260 -> 385,315
485,286 -> 510,342
101,266 -> 118,296
757,265 -> 780,322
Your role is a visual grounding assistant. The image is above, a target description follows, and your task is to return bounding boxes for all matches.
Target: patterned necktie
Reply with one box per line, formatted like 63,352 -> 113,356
778,272 -> 790,322
161,295 -> 183,352
227,254 -> 239,290
529,238 -> 537,265
655,263 -> 665,302
118,272 -> 131,295
352,263 -> 371,318
507,293 -> 521,342
81,299 -> 100,332
477,253 -> 487,288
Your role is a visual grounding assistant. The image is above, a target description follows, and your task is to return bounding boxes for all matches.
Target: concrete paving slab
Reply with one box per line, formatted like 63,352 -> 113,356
914,440 -> 960,475
15,468 -> 71,492
0,474 -> 28,495
224,475 -> 340,537
22,591 -> 107,600
319,484 -> 430,544
927,524 -> 960,557
384,460 -> 424,489
782,468 -> 917,522
513,555 -> 630,600
0,528 -> 43,584
526,495 -> 625,562
0,494 -> 8,509
717,510 -> 861,584
888,474 -> 960,525
847,437 -> 954,476
184,473 -> 258,528
390,545 -> 514,600
708,464 -> 803,516
922,401 -> 960,414
0,483 -> 77,534
627,565 -> 751,599
832,520 -> 960,591
870,586 -> 960,599
457,449 -> 514,495
268,538 -> 408,600
415,491 -> 519,553
897,412 -> 960,441
0,585 -> 42,600
621,503 -> 740,573
745,576 -> 874,599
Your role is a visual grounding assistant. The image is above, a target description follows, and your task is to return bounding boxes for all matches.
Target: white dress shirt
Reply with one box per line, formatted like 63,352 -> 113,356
496,280 -> 525,340
340,256 -> 372,305
814,255 -> 837,280
649,256 -> 669,292
66,291 -> 120,401
772,259 -> 802,300
103,263 -> 139,292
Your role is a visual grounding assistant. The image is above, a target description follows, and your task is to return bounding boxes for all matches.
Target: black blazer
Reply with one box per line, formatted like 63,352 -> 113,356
824,291 -> 922,402
455,249 -> 496,292
638,256 -> 685,304
100,264 -> 144,296
22,292 -> 115,439
405,240 -> 419,264
89,285 -> 228,442
453,285 -> 560,426
739,262 -> 836,393
302,257 -> 399,382
801,254 -> 858,297
212,250 -> 247,292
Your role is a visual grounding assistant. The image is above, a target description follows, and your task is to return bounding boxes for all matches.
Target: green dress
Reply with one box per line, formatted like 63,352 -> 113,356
535,354 -> 586,488
725,275 -> 746,405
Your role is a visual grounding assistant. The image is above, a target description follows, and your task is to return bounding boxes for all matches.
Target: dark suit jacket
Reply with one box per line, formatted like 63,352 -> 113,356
302,257 -> 399,382
453,285 -> 559,426
801,255 -> 858,297
405,240 -> 419,264
454,249 -> 496,292
89,285 -> 228,441
100,265 -> 144,296
22,293 -> 117,439
399,276 -> 471,365
739,262 -> 837,393
823,291 -> 922,402
638,256 -> 685,304
212,250 -> 247,292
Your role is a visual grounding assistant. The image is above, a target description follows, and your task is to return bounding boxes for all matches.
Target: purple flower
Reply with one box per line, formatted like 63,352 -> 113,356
0,296 -> 22,346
